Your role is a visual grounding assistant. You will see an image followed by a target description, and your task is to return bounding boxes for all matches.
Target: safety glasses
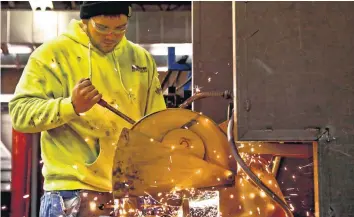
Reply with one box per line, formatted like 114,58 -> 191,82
90,19 -> 128,35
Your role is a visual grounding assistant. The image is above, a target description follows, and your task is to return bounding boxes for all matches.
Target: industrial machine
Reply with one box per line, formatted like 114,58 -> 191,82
111,107 -> 293,217
9,48 -> 308,217
14,1 -> 354,216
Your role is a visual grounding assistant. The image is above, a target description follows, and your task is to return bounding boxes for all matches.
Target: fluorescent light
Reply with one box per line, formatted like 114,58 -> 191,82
0,94 -> 14,103
157,67 -> 168,72
29,0 -> 53,11
0,44 -> 32,54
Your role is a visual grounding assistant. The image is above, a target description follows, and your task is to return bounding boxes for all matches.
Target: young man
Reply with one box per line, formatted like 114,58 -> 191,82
9,1 -> 166,216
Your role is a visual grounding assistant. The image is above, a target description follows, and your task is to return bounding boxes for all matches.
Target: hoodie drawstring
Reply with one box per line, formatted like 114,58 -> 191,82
87,43 -> 132,103
112,51 -> 129,95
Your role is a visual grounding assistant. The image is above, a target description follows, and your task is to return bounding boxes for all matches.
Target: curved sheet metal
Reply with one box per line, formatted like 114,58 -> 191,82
112,109 -> 237,198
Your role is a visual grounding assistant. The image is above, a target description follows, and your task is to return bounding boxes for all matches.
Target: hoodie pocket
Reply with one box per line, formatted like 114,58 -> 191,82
84,141 -> 103,171
82,139 -> 116,190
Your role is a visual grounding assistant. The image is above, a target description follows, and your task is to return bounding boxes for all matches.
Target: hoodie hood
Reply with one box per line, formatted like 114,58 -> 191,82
62,19 -> 127,54
62,19 -> 127,80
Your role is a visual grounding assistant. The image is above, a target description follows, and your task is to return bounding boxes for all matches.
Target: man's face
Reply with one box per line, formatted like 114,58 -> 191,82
86,15 -> 128,54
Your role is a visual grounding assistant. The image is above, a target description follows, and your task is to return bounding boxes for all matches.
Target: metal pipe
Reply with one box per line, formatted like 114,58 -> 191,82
11,130 -> 33,217
97,99 -> 136,125
176,76 -> 191,91
179,90 -> 232,109
31,134 -> 40,217
227,113 -> 294,217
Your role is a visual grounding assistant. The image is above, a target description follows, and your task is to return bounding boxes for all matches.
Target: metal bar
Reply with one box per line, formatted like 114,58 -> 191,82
0,64 -> 26,68
313,141 -> 320,217
238,142 -> 313,158
11,130 -> 32,217
232,0 -> 238,141
97,99 -> 136,125
271,156 -> 282,177
240,129 -> 320,142
167,47 -> 191,71
31,134 -> 40,217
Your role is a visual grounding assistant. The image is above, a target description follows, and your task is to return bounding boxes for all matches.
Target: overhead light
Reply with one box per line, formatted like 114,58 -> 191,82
0,44 -> 32,54
0,94 -> 14,103
29,0 -> 53,11
157,67 -> 168,72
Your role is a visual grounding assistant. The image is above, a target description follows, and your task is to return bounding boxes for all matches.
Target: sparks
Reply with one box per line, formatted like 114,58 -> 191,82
260,191 -> 266,198
89,201 -> 96,211
50,62 -> 57,69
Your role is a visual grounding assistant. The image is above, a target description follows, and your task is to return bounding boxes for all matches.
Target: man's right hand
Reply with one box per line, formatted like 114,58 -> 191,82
71,78 -> 102,114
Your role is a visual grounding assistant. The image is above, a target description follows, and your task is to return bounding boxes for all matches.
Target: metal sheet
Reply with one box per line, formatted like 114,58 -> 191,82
136,12 -> 162,43
9,11 -> 33,43
186,11 -> 191,43
163,12 -> 189,43
1,11 -> 8,43
33,11 -> 58,43
3,10 -> 191,45
234,2 -> 354,141
132,109 -> 237,171
125,12 -> 137,43
233,2 -> 354,216
113,128 -> 234,197
112,109 -> 238,198
192,2 -> 233,124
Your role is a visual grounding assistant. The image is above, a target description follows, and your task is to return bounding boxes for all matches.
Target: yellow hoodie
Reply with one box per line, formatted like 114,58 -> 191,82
9,19 -> 166,191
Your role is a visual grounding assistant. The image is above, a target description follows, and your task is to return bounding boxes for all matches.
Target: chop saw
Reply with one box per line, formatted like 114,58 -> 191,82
96,96 -> 294,217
